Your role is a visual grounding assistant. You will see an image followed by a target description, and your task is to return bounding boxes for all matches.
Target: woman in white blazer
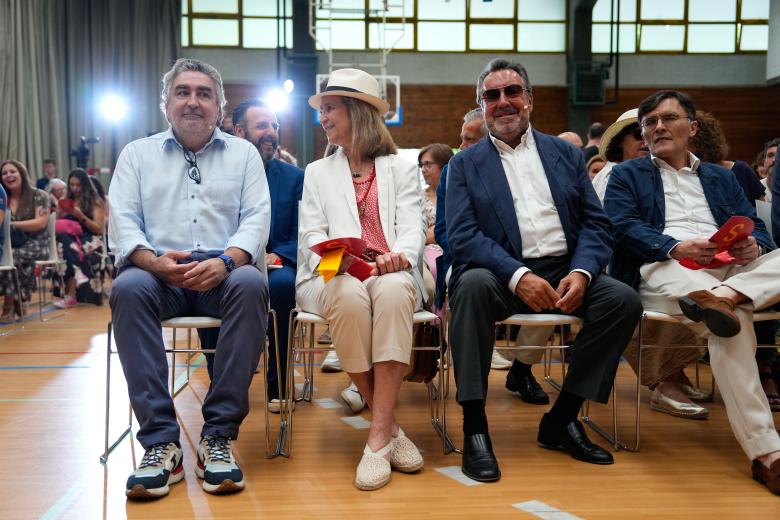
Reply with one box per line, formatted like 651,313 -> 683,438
297,69 -> 426,491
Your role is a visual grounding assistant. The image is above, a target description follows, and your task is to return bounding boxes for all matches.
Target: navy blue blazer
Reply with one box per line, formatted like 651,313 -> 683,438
433,163 -> 450,308
604,155 -> 774,289
446,130 -> 613,290
773,161 -> 780,246
265,158 -> 304,267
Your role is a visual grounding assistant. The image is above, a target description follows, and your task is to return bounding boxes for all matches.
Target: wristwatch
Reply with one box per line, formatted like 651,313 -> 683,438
218,254 -> 236,273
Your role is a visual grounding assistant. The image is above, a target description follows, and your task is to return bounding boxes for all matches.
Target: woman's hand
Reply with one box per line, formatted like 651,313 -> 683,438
370,252 -> 410,276
71,206 -> 85,222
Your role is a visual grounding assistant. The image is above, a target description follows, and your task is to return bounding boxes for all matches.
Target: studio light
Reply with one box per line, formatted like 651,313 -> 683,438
98,94 -> 128,123
283,79 -> 295,94
265,88 -> 289,112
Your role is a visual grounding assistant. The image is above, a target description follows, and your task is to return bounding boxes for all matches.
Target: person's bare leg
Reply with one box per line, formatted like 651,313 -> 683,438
349,370 -> 374,409
64,278 -> 77,300
655,370 -> 695,404
364,360 -> 406,453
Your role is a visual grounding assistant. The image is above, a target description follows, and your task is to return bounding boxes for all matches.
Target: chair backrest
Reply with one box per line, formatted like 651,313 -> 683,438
0,215 -> 13,267
46,214 -> 58,261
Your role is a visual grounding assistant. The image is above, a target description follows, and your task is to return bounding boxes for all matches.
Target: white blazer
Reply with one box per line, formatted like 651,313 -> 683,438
296,148 -> 426,293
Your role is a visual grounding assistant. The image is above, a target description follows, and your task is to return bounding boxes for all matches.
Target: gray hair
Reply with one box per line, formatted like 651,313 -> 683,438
475,58 -> 533,105
47,178 -> 66,192
160,58 -> 227,123
463,108 -> 483,123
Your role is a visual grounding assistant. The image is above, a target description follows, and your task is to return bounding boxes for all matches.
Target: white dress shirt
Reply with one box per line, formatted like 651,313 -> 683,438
653,153 -> 719,250
489,128 -> 586,292
108,128 -> 271,268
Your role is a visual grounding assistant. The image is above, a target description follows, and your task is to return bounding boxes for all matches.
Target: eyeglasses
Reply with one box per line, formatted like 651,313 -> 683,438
480,84 -> 529,104
640,112 -> 689,130
183,149 -> 201,184
418,160 -> 440,169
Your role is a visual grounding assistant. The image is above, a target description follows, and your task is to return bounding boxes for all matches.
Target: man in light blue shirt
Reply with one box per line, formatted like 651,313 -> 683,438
108,58 -> 270,500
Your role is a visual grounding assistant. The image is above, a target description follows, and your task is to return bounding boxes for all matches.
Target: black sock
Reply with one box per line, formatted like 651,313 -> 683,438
547,390 -> 585,425
510,359 -> 532,377
462,399 -> 488,436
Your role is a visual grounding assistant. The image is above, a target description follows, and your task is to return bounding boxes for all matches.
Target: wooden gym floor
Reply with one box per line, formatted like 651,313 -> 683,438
1,304 -> 779,519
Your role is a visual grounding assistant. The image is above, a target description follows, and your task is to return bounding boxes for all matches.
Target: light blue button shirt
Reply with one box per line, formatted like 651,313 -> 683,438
108,128 -> 271,268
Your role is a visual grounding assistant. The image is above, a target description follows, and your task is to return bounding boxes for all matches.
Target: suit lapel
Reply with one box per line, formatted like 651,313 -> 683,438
533,131 -> 565,214
472,139 -> 524,258
266,159 -> 281,234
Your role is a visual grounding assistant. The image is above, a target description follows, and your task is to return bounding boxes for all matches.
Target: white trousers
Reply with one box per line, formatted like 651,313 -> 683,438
639,250 -> 780,460
297,272 -> 419,374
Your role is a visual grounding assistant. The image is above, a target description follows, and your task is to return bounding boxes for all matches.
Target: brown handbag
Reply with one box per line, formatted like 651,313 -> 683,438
404,322 -> 445,383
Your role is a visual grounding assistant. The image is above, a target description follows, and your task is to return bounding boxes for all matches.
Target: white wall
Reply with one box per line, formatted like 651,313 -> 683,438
184,48 -> 768,88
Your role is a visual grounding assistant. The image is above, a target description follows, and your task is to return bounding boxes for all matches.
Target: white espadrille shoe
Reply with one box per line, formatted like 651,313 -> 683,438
390,428 -> 424,473
354,442 -> 393,490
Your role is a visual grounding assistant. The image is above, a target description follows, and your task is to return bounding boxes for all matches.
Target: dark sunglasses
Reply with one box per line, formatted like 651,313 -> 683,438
631,127 -> 642,140
183,149 -> 201,184
480,84 -> 529,103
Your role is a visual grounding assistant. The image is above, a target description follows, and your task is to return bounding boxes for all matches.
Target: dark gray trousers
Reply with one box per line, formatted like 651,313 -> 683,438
110,265 -> 269,449
449,258 -> 642,405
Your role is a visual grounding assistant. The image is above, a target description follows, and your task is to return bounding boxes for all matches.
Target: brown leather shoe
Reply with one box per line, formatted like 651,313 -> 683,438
752,458 -> 780,496
679,290 -> 740,338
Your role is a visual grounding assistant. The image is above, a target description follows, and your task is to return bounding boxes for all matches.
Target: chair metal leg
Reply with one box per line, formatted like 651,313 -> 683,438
428,316 -> 457,454
101,322 -> 132,463
37,264 -> 67,322
265,309 -> 283,458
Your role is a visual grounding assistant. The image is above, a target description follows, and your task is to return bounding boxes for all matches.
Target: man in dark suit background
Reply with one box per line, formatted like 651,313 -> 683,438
203,98 -> 303,412
446,58 -> 642,482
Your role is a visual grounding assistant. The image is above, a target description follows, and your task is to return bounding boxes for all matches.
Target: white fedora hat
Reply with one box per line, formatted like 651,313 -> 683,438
308,68 -> 390,114
599,108 -> 639,160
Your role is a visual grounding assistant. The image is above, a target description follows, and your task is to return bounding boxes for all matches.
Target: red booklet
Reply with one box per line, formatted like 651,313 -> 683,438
679,216 -> 754,270
310,237 -> 374,281
58,198 -> 74,212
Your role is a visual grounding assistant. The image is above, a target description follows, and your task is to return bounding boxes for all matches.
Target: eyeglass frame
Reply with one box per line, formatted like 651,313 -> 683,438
479,84 -> 531,105
639,112 -> 691,131
418,160 -> 441,169
183,148 -> 201,184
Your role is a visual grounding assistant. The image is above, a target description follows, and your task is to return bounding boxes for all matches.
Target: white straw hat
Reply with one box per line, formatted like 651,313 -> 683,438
598,108 -> 639,160
308,68 -> 390,114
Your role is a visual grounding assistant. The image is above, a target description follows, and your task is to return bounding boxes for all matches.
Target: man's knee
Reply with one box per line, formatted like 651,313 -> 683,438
451,268 -> 497,305
600,277 -> 643,319
109,267 -> 160,308
224,265 -> 268,303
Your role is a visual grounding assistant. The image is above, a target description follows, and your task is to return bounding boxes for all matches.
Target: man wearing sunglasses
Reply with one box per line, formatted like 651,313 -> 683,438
108,58 -> 271,499
604,90 -> 780,496
446,58 -> 642,482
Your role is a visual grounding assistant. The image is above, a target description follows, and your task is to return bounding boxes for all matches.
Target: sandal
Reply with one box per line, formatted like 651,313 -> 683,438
390,428 -> 424,473
355,441 -> 392,491
759,371 -> 780,412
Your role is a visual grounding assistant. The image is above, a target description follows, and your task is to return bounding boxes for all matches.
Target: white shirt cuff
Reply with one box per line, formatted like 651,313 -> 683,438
509,267 -> 531,293
571,269 -> 592,285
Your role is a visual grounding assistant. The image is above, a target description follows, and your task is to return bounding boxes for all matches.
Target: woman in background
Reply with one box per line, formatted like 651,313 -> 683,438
54,168 -> 105,307
0,160 -> 50,320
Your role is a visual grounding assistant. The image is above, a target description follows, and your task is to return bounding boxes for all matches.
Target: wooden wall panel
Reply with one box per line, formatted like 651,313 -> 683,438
224,82 -> 780,166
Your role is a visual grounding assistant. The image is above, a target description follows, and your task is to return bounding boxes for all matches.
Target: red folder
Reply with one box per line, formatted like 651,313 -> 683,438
679,216 -> 754,270
310,237 -> 374,281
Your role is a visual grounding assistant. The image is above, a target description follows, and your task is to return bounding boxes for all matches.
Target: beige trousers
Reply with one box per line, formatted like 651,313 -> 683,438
639,249 -> 780,460
297,272 -> 420,374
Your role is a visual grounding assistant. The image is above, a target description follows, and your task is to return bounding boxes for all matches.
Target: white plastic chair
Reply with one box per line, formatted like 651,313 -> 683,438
34,214 -> 66,321
0,216 -> 24,335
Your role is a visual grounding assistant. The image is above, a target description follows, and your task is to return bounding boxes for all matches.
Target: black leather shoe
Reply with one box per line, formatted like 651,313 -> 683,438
461,433 -> 501,482
506,370 -> 549,405
537,413 -> 613,465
